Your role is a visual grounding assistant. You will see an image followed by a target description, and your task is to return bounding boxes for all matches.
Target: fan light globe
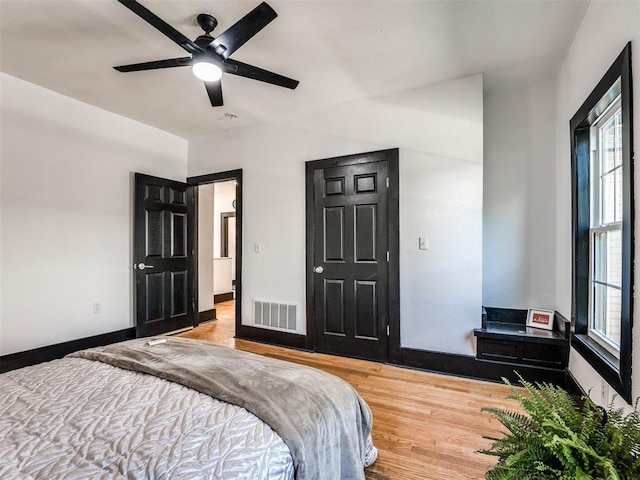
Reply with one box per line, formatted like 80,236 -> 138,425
192,62 -> 222,82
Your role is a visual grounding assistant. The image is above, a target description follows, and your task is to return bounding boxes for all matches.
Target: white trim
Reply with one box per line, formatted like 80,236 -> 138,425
587,96 -> 623,359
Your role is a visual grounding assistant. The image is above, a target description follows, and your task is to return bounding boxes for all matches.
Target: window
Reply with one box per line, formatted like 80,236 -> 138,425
571,43 -> 633,403
589,95 -> 622,358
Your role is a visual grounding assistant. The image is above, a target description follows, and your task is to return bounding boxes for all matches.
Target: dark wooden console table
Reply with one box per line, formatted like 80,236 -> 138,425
474,307 -> 571,371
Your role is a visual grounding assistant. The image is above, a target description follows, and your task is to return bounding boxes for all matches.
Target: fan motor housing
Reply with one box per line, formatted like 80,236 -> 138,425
197,14 -> 218,34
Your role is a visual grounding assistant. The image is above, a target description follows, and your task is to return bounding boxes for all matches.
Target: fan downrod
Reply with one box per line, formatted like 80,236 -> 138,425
197,14 -> 218,34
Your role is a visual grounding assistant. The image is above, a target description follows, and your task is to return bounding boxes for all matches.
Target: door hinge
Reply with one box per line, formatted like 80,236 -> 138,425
386,177 -> 389,188
386,251 -> 390,262
387,325 -> 390,336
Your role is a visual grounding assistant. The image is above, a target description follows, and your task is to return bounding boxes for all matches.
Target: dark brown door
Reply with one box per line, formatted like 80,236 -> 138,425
309,155 -> 390,361
134,173 -> 195,337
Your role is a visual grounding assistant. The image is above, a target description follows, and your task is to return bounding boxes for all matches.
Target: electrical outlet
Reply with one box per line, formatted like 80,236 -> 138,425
600,380 -> 609,405
93,303 -> 102,314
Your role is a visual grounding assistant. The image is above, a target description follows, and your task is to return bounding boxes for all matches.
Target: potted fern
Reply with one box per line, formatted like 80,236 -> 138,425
480,375 -> 640,480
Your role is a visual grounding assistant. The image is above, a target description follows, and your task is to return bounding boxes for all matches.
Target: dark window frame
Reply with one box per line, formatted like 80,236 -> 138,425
570,42 -> 633,403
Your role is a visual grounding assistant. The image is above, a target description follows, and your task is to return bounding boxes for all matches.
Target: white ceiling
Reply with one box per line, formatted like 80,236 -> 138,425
0,0 -> 589,138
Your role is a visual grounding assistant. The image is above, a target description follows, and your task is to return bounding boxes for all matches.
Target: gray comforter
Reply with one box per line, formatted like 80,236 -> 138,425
69,337 -> 376,480
1,355 -> 294,479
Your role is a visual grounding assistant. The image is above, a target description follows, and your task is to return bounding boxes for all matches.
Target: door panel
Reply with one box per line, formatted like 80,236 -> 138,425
355,204 -> 377,261
171,213 -> 187,257
135,173 -> 195,337
311,158 -> 389,361
355,280 -> 377,339
324,207 -> 345,261
324,279 -> 346,335
145,273 -> 164,321
171,271 -> 188,316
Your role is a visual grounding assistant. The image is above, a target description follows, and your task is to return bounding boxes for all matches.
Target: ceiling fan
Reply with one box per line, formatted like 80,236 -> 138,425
113,0 -> 299,107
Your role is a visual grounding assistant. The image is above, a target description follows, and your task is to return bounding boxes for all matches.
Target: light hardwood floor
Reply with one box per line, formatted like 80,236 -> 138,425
179,301 -> 520,480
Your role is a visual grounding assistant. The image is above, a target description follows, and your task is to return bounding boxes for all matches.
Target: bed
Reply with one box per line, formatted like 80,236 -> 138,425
0,337 -> 377,479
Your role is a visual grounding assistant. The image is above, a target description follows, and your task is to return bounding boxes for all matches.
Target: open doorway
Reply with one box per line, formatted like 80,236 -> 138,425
184,170 -> 242,346
213,181 -> 236,305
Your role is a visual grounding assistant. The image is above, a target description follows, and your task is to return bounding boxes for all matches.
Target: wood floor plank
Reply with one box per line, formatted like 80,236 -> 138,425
179,301 -> 521,479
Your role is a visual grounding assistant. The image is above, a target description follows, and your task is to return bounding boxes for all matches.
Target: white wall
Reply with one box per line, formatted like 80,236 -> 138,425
214,258 -> 233,296
555,1 -> 640,408
188,75 -> 483,354
0,73 -> 187,355
483,80 -> 556,309
197,184 -> 214,313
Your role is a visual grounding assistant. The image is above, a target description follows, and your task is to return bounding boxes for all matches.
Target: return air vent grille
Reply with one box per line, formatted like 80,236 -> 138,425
253,299 -> 297,331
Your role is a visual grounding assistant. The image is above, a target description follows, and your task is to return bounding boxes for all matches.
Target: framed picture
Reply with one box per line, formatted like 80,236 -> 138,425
526,309 -> 555,330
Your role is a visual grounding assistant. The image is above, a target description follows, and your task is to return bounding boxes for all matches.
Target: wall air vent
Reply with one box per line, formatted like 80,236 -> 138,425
253,299 -> 297,332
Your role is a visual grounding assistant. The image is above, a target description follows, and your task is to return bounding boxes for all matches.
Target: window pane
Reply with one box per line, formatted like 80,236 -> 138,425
593,229 -> 622,287
598,106 -> 623,225
601,110 -> 622,172
615,111 -> 622,167
595,283 -> 619,344
591,227 -> 622,349
592,282 -> 606,332
606,286 -> 621,345
592,283 -> 621,346
601,171 -> 617,224
615,167 -> 623,223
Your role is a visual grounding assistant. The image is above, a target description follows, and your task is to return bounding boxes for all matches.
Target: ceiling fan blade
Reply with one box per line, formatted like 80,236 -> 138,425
117,0 -> 202,54
210,2 -> 277,60
224,59 -> 299,90
204,81 -> 224,107
114,57 -> 192,72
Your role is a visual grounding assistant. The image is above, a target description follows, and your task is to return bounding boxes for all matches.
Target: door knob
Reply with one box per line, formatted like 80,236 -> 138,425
313,266 -> 324,274
136,262 -> 154,270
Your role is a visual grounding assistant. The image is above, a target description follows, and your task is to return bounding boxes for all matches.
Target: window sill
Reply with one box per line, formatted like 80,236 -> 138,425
572,333 -> 625,399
